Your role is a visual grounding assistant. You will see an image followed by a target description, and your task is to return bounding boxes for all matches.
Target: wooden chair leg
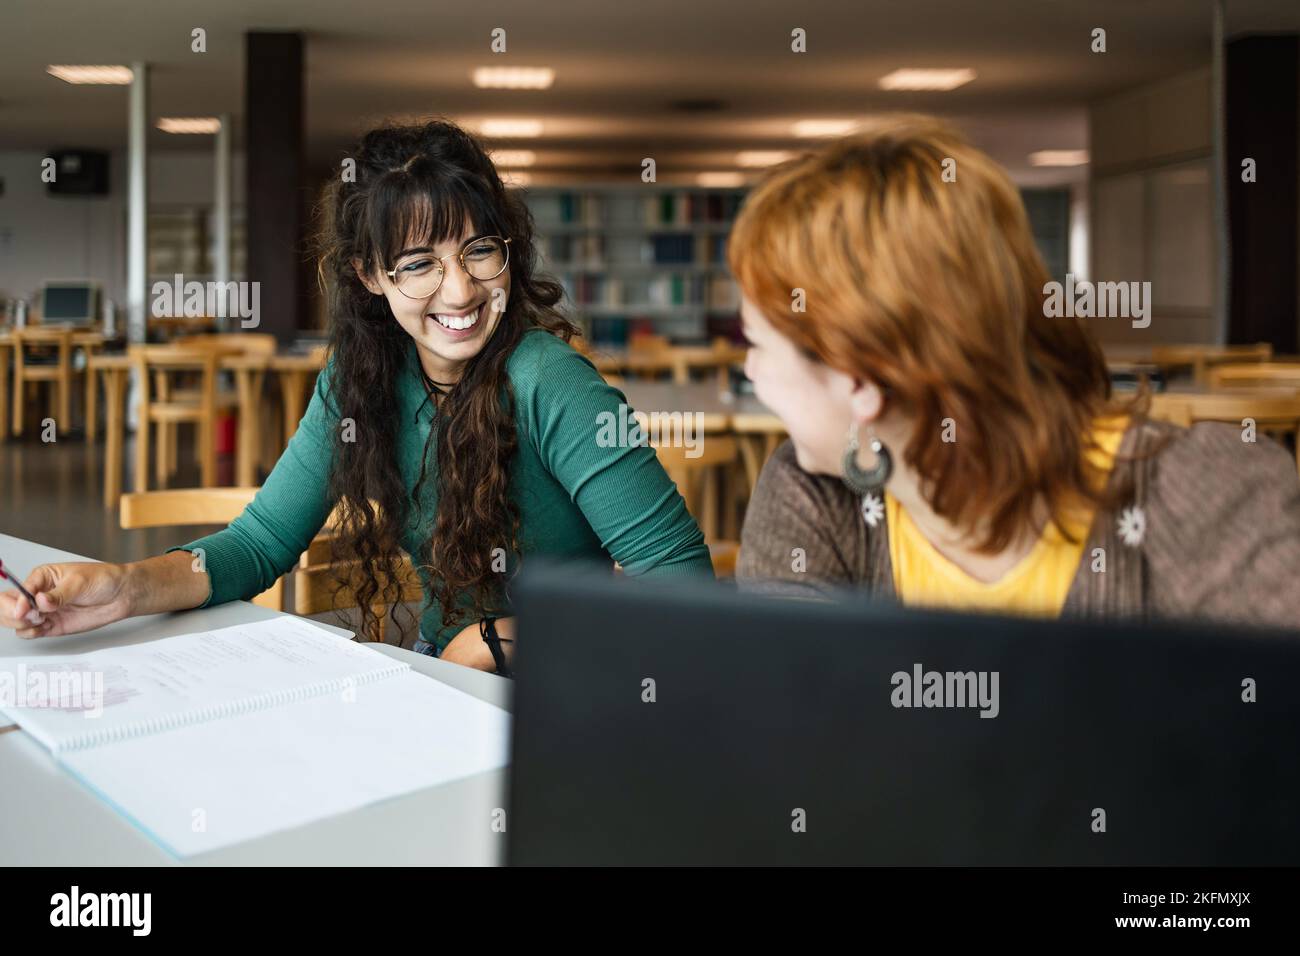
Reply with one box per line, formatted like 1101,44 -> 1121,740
133,416 -> 150,493
0,351 -> 8,442
45,381 -> 58,431
58,359 -> 71,433
701,467 -> 719,544
722,460 -> 740,541
156,418 -> 171,486
103,370 -> 125,508
200,413 -> 216,487
165,423 -> 177,474
154,373 -> 180,474
85,367 -> 98,442
9,367 -> 20,437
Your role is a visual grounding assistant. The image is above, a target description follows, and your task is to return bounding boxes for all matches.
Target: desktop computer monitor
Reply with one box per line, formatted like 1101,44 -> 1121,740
508,562 -> 1300,866
40,281 -> 101,327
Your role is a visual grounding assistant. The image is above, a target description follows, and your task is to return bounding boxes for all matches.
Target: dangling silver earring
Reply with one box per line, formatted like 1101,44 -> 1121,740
841,421 -> 892,496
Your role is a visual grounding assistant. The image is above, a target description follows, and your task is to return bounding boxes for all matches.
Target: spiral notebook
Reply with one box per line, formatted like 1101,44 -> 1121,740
0,617 -> 511,857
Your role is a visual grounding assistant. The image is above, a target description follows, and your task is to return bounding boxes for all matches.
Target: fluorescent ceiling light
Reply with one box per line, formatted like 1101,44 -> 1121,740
1029,149 -> 1089,167
878,68 -> 976,91
793,119 -> 859,138
480,119 -> 543,138
490,150 -> 537,168
158,117 -> 222,134
47,65 -> 133,85
737,150 -> 795,167
697,172 -> 746,187
473,67 -> 555,90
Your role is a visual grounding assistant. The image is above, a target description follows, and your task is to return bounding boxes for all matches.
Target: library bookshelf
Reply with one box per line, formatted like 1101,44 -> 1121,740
523,184 -> 747,347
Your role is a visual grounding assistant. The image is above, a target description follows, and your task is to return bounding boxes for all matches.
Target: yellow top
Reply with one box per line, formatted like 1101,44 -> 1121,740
886,417 -> 1128,617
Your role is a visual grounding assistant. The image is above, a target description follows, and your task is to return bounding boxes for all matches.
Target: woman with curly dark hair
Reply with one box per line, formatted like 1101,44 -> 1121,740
2,120 -> 713,671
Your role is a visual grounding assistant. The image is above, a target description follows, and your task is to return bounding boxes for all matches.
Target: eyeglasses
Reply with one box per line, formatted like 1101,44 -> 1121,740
384,236 -> 511,300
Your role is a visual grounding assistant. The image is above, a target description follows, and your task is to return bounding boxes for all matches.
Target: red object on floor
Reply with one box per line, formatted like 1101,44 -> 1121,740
216,412 -> 237,455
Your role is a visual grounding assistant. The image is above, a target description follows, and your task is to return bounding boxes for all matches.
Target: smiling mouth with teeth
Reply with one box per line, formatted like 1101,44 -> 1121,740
430,303 -> 483,331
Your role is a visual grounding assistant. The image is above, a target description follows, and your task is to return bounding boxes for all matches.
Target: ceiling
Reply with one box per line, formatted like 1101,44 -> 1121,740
2,0 -> 1299,185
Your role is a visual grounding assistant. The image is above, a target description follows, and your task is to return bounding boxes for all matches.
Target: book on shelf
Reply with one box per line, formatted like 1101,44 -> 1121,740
639,191 -> 742,227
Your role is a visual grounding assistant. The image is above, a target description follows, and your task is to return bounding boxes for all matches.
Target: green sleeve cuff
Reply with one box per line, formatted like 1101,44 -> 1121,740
165,525 -> 273,609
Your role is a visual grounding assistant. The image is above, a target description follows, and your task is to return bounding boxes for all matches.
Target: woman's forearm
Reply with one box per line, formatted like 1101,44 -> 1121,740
124,551 -> 213,617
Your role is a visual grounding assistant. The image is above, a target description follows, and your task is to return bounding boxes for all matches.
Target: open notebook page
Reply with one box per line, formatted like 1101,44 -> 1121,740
59,669 -> 511,857
0,617 -> 404,752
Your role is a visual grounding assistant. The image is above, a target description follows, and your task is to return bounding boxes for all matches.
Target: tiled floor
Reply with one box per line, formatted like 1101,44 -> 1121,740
0,428 -> 225,562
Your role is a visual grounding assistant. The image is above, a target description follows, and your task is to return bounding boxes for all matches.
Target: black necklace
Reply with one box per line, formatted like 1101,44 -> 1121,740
421,369 -> 456,396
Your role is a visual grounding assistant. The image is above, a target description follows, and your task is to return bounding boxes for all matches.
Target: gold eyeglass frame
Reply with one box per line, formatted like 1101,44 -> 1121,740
384,236 -> 512,299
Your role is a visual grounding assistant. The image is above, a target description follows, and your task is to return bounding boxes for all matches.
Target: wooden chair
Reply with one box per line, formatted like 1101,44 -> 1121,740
732,413 -> 789,494
1149,391 -> 1300,473
1149,343 -> 1272,386
0,336 -> 11,442
665,338 -> 740,388
118,488 -> 284,610
146,315 -> 217,341
130,344 -> 229,490
294,529 -> 424,644
10,326 -> 74,437
651,434 -> 740,548
627,333 -> 675,381
173,333 -> 277,355
707,541 -> 740,578
162,333 -> 277,477
613,542 -> 740,579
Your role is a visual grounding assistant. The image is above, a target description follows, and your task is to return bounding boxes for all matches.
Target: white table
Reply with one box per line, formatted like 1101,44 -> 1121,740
0,532 -> 511,866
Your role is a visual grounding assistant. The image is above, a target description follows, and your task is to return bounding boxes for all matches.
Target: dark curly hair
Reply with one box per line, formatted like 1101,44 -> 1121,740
315,119 -> 578,642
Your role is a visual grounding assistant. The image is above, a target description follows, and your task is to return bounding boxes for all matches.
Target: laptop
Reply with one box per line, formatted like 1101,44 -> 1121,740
507,562 -> 1300,865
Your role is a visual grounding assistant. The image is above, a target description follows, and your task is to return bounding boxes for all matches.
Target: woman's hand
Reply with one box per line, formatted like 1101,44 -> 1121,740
438,617 -> 516,672
0,551 -> 210,640
0,562 -> 135,639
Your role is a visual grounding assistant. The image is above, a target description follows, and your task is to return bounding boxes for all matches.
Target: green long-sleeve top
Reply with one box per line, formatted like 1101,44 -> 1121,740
169,328 -> 713,649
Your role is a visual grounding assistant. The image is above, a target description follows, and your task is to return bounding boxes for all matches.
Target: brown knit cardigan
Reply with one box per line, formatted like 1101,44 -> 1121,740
736,419 -> 1300,629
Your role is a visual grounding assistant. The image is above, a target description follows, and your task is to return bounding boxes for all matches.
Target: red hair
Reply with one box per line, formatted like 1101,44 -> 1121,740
729,114 -> 1138,552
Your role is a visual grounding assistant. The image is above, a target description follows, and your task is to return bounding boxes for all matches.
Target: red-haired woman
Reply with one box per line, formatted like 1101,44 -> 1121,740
730,115 -> 1300,627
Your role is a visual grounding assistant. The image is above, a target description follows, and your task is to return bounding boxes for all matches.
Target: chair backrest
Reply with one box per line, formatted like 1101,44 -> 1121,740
294,548 -> 424,643
1175,391 -> 1300,426
118,488 -> 284,610
129,345 -> 221,409
629,333 -> 672,354
651,434 -> 739,472
119,487 -> 263,527
14,326 -> 74,361
651,435 -> 739,544
147,315 -> 217,340
1208,362 -> 1300,391
1150,343 -> 1273,366
1150,343 -> 1273,386
291,500 -> 422,642
1149,391 -> 1300,474
174,332 -> 278,355
294,553 -> 424,615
